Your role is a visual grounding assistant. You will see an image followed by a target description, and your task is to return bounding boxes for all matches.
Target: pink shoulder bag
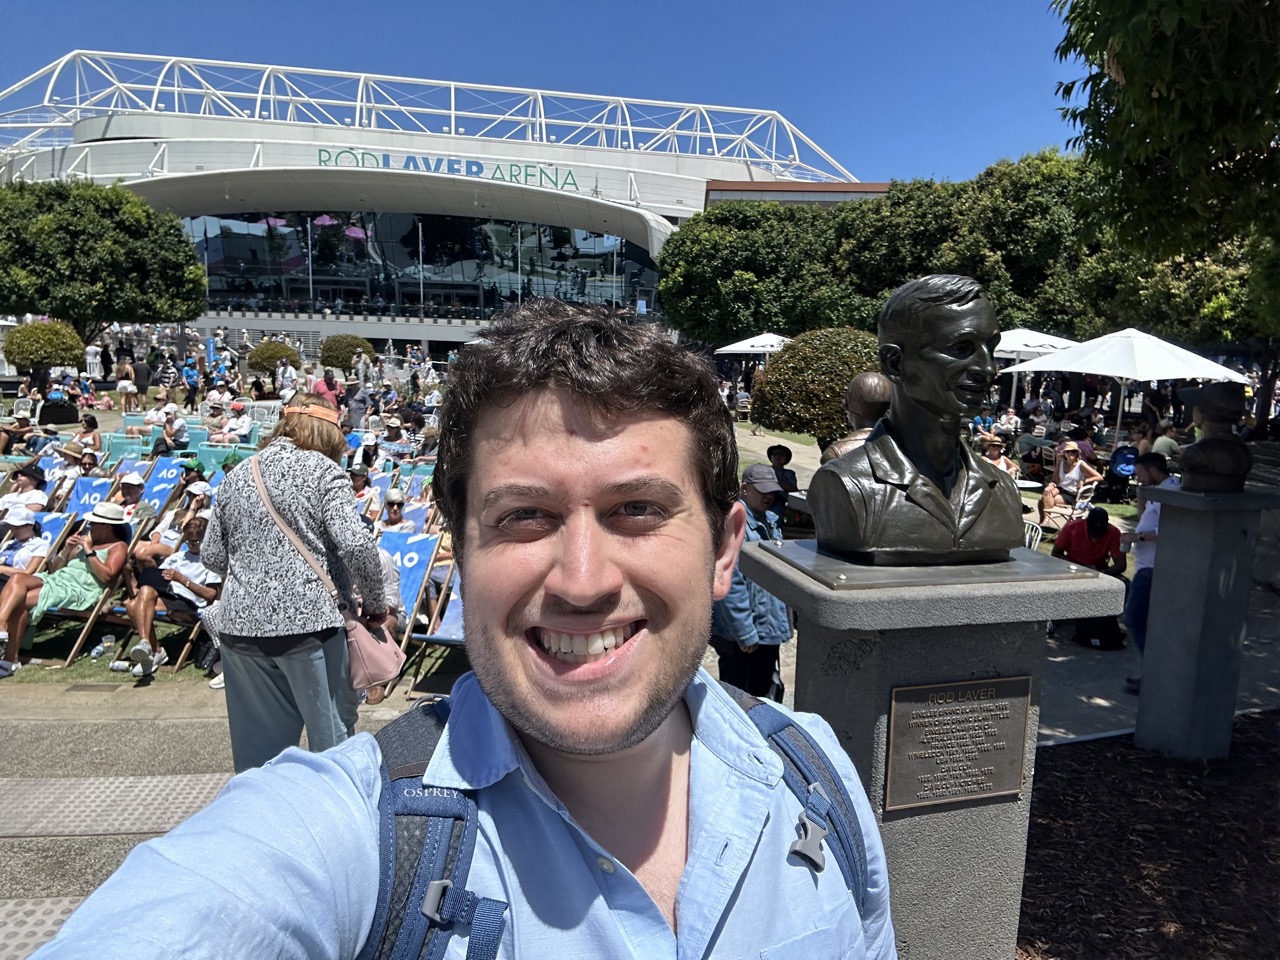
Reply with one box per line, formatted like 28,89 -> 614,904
251,457 -> 405,690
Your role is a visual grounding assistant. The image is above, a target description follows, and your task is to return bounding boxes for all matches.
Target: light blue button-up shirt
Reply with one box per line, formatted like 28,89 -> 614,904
36,669 -> 895,959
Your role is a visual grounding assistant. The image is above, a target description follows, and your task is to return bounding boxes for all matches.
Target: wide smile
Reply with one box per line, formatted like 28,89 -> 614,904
527,621 -> 645,666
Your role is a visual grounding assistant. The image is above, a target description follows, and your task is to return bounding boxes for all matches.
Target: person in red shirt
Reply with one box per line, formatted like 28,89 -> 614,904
1052,507 -> 1128,649
1052,507 -> 1127,575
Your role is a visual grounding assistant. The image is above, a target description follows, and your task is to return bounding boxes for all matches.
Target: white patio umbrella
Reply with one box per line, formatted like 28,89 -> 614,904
996,328 -> 1079,411
714,332 -> 791,355
994,328 -> 1079,361
1002,327 -> 1248,440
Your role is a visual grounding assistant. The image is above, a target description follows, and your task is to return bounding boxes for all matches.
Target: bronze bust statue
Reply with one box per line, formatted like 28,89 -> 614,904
1177,382 -> 1252,493
821,371 -> 893,464
809,275 -> 1024,565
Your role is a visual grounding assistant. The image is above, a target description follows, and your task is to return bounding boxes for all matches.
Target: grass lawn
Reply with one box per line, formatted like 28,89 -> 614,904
8,617 -> 205,684
742,427 -> 817,447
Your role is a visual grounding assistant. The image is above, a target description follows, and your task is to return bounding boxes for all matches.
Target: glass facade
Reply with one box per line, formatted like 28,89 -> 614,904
183,212 -> 659,318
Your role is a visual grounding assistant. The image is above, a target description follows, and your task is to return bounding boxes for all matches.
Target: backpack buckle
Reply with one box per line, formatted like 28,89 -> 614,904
789,782 -> 831,872
421,879 -> 452,923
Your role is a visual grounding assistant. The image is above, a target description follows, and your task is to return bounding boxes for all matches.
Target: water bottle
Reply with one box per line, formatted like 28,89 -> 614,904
91,634 -> 116,659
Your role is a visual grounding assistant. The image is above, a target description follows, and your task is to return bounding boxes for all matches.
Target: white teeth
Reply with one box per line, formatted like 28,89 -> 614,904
534,624 -> 638,663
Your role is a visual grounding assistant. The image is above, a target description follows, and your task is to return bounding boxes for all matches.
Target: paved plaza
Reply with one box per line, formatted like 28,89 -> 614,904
1,423 -> 1277,957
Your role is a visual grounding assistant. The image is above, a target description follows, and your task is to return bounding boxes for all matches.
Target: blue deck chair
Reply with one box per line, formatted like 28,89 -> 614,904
402,502 -> 431,533
113,457 -> 151,480
207,470 -> 225,494
65,477 -> 117,519
121,414 -> 145,431
32,512 -> 73,552
368,471 -> 396,516
148,456 -> 188,486
378,532 -> 440,650
37,456 -> 58,478
140,474 -> 181,516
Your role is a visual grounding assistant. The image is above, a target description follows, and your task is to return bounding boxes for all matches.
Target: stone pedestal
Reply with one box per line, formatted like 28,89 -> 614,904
1135,487 -> 1280,760
740,542 -> 1124,960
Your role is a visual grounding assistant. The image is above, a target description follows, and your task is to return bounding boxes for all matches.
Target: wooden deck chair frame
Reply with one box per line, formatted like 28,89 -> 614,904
56,521 -> 155,666
397,562 -> 463,699
96,600 -> 207,674
378,532 -> 441,695
1041,479 -> 1099,536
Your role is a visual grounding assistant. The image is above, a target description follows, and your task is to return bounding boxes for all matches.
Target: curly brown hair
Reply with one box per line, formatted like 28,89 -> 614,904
432,301 -> 738,562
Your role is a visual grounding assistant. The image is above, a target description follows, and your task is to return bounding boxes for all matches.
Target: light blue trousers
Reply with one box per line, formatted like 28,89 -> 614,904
221,627 -> 359,772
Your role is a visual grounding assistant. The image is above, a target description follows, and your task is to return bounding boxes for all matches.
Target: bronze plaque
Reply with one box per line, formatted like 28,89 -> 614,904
885,676 -> 1032,812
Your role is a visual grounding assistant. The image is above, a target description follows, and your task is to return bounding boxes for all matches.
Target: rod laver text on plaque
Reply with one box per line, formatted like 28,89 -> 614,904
885,677 -> 1032,812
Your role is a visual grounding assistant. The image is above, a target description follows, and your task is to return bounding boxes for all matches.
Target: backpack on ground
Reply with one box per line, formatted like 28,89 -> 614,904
360,684 -> 871,960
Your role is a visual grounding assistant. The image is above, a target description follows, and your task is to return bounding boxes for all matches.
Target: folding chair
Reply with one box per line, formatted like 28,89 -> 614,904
397,567 -> 464,698
147,456 -> 189,486
368,471 -> 396,515
186,427 -> 210,447
402,502 -> 431,533
1042,480 -> 1098,536
139,474 -> 182,517
99,594 -> 209,674
378,532 -> 441,695
1023,521 -> 1043,553
113,457 -> 152,480
52,522 -> 152,666
64,477 -> 118,519
31,512 -> 74,558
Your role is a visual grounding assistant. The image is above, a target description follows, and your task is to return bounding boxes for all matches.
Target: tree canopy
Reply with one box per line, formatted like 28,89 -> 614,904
319,334 -> 376,373
0,180 -> 206,343
749,327 -> 880,447
247,342 -> 300,375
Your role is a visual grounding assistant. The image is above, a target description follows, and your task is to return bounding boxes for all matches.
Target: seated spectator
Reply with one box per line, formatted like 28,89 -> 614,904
80,450 -> 110,479
1039,441 -> 1104,522
980,437 -> 1021,479
377,417 -> 416,465
209,401 -> 253,445
0,465 -> 49,518
113,472 -> 157,523
131,481 -> 213,588
1051,507 -> 1128,648
26,426 -> 61,456
349,463 -> 382,517
374,487 -> 415,535
74,414 -> 102,454
0,507 -> 50,583
1057,427 -> 1095,463
970,404 -> 995,438
0,413 -> 35,455
994,407 -> 1022,437
124,517 -> 221,676
151,403 -> 190,456
127,392 -> 169,439
46,441 -> 88,498
0,502 -> 131,678
205,381 -> 232,407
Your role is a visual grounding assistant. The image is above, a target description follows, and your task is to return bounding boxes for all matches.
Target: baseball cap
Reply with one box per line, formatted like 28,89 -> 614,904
349,463 -> 369,476
119,472 -> 146,486
181,461 -> 206,477
163,403 -> 180,414
3,506 -> 36,527
741,464 -> 784,493
188,481 -> 213,497
229,402 -> 245,412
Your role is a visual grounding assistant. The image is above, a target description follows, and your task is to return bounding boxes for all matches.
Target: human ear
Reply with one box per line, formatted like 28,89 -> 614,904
711,502 -> 747,600
880,344 -> 904,383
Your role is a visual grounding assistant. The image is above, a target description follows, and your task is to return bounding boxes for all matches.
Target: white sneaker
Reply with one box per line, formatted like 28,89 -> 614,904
0,659 -> 21,679
208,672 -> 225,690
128,640 -> 154,664
131,648 -> 169,677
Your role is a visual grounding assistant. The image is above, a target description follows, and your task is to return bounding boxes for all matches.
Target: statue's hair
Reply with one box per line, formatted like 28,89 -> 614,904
877,275 -> 987,345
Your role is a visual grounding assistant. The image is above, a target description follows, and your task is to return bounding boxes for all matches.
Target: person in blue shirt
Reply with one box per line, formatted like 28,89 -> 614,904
35,303 -> 896,960
710,463 -> 791,699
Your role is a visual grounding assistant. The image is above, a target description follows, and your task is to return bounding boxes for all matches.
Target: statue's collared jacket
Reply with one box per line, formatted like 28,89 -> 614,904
809,421 -> 1023,565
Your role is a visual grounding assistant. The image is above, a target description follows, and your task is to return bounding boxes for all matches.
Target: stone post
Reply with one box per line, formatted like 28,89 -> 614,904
740,542 -> 1124,960
1134,487 -> 1280,760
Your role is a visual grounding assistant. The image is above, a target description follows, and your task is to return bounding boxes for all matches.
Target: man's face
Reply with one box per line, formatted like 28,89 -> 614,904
121,483 -> 143,504
740,481 -> 773,516
462,389 -> 744,757
883,299 -> 999,419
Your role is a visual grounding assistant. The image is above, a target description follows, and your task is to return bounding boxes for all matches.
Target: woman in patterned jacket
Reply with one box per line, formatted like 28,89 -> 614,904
202,393 -> 391,772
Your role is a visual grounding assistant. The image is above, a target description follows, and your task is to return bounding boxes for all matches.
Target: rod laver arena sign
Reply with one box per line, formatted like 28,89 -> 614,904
885,677 -> 1032,811
316,148 -> 581,192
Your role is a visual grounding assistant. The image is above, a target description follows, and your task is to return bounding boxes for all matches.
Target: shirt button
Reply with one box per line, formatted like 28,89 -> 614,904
597,857 -> 616,874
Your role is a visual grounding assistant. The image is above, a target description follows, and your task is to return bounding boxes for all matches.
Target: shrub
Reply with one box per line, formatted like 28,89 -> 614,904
319,334 -> 375,373
247,342 -> 301,375
3,320 -> 85,372
749,327 -> 880,448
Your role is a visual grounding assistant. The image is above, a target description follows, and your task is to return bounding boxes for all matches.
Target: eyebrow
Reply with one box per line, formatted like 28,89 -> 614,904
479,476 -> 686,512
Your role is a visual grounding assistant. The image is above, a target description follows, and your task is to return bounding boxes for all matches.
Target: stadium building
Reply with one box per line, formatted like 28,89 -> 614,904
0,51 -> 861,351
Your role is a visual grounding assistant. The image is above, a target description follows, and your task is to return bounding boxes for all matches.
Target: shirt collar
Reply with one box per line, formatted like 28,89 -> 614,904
424,669 -> 782,792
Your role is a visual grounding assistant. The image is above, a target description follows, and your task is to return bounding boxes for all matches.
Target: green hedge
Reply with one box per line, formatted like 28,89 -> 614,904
319,334 -> 375,373
247,342 -> 301,375
749,327 -> 880,448
3,320 -> 84,371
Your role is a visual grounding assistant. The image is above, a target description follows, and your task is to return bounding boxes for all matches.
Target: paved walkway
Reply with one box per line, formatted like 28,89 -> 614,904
2,424 -> 1277,957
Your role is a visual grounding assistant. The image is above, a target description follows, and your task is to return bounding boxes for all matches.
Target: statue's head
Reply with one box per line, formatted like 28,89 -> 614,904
877,275 -> 999,420
842,371 -> 892,430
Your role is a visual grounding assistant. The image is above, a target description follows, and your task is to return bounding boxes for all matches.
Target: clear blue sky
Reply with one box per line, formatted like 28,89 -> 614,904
1,0 -> 1078,183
